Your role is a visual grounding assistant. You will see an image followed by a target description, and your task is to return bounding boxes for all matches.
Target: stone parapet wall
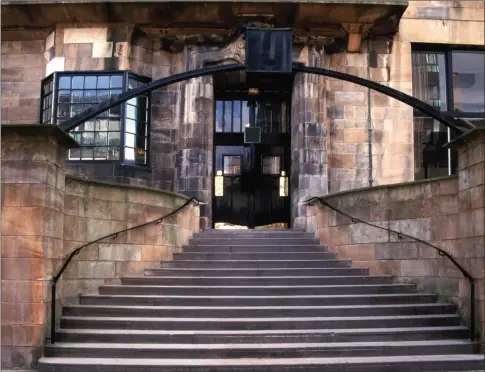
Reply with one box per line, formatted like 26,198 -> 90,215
61,176 -> 199,305
305,172 -> 484,347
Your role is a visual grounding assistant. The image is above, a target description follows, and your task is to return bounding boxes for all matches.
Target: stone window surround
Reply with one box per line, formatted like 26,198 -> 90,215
411,44 -> 484,180
39,69 -> 152,167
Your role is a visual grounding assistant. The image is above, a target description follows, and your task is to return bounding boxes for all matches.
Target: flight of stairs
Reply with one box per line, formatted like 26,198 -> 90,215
39,229 -> 484,371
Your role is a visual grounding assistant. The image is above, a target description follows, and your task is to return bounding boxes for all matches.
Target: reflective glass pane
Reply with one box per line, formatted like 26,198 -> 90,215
108,147 -> 120,160
233,101 -> 241,133
81,147 -> 94,160
84,121 -> 95,131
57,103 -> 70,118
85,76 -> 97,89
94,146 -> 108,160
124,147 -> 135,161
223,156 -> 241,175
97,76 -> 110,89
71,104 -> 84,116
84,90 -> 97,103
94,132 -> 108,146
224,101 -> 232,132
242,101 -> 250,131
137,121 -> 147,138
97,90 -> 109,102
411,52 -> 447,111
109,119 -> 121,131
110,104 -> 121,117
59,90 -> 70,103
126,104 -> 136,119
452,52 -> 485,112
110,75 -> 123,89
126,119 -> 136,133
108,132 -> 121,146
81,132 -> 95,145
96,119 -> 108,131
71,90 -> 83,103
135,149 -> 146,164
72,76 -> 84,89
110,89 -> 122,97
59,76 -> 71,89
215,101 -> 223,132
125,133 -> 135,147
262,156 -> 280,175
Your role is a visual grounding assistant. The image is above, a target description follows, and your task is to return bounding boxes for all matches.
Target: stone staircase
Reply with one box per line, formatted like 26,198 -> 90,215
39,229 -> 484,371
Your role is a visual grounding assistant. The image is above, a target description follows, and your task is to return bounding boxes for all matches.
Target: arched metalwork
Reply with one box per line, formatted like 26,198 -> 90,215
293,64 -> 472,133
59,61 -> 472,134
59,63 -> 246,132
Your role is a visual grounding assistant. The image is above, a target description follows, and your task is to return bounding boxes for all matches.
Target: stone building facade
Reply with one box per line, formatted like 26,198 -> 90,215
1,0 -> 485,370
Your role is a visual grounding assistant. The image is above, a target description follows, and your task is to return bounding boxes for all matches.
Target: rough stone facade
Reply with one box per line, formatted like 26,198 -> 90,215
305,128 -> 485,349
0,126 -> 201,370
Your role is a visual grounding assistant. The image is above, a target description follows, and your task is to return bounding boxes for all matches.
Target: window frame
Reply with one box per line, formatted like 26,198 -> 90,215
40,70 -> 152,167
411,44 -> 484,180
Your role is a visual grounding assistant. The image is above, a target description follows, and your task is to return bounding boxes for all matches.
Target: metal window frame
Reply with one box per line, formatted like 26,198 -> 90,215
39,70 -> 152,167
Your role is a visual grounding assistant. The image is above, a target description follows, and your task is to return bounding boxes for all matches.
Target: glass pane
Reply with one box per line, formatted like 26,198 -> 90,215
84,90 -> 97,103
94,132 -> 108,146
57,103 -> 70,118
135,148 -> 146,164
110,89 -> 122,97
108,132 -> 121,146
72,76 -> 84,89
85,76 -> 97,89
242,101 -> 250,131
81,132 -> 95,145
84,121 -> 95,131
69,148 -> 81,160
126,104 -> 136,119
109,119 -> 121,131
224,101 -> 232,132
96,119 -> 108,131
94,146 -> 108,160
125,133 -> 135,147
70,132 -> 81,142
262,156 -> 280,175
71,90 -> 83,103
128,79 -> 139,90
81,147 -> 94,160
110,75 -> 123,89
223,156 -> 241,175
411,52 -> 447,111
71,104 -> 84,116
97,76 -> 110,89
136,135 -> 146,149
126,119 -> 136,133
43,81 -> 51,94
125,147 -> 135,161
452,51 -> 485,112
97,90 -> 109,102
59,76 -> 71,89
233,101 -> 241,133
59,90 -> 70,103
108,147 -> 120,160
137,121 -> 147,138
215,101 -> 223,132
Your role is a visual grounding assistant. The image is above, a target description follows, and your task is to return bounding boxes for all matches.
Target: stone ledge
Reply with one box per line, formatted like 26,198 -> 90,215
444,128 -> 485,149
1,124 -> 79,149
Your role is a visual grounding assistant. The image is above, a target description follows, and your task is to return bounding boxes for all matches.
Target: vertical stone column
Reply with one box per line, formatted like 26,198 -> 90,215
291,45 -> 328,229
1,125 -> 78,370
452,128 -> 485,347
176,45 -> 214,229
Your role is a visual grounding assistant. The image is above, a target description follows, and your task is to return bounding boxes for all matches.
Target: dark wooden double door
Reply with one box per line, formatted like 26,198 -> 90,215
212,93 -> 290,228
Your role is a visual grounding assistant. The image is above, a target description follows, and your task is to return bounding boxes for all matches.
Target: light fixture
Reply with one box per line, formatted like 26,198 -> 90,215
215,170 -> 224,197
248,88 -> 259,95
279,170 -> 288,197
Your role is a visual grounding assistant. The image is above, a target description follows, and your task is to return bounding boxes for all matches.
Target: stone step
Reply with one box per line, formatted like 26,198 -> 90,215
161,260 -> 353,269
60,314 -> 460,331
37,354 -> 485,372
55,326 -> 471,344
63,303 -> 457,319
189,238 -> 320,246
174,252 -> 335,260
44,340 -> 477,359
97,284 -> 417,296
146,267 -> 368,276
192,231 -> 312,239
121,275 -> 394,286
181,245 -> 326,253
80,293 -> 438,307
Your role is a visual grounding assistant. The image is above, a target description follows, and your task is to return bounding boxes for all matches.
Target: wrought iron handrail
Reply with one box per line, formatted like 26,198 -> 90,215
305,196 -> 476,341
50,197 -> 201,344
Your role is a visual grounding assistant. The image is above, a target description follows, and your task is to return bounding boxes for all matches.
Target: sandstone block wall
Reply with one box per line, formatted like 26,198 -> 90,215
305,173 -> 484,348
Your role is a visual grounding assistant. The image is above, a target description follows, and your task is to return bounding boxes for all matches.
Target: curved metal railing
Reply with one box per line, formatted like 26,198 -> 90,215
50,197 -> 201,343
305,196 -> 476,341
